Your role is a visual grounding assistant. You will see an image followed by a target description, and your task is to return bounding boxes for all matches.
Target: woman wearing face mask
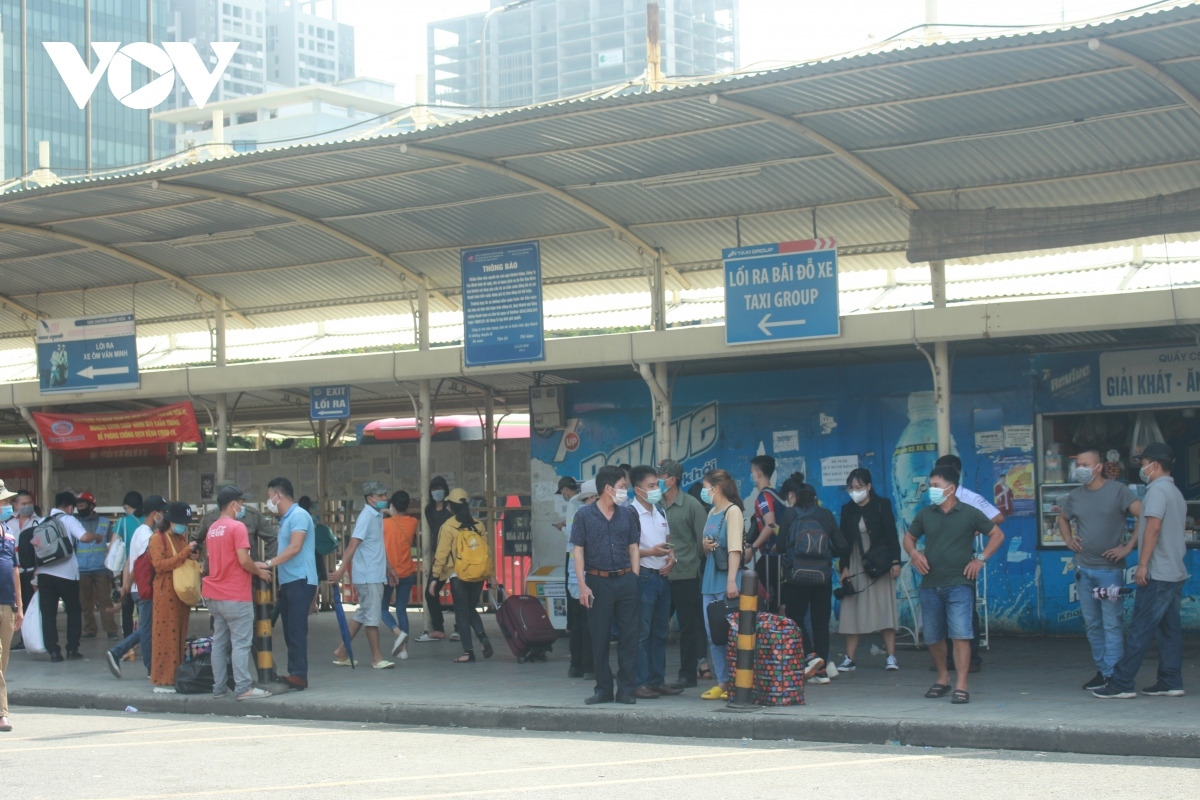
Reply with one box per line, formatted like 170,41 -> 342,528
431,489 -> 495,663
148,502 -> 199,693
419,476 -> 454,642
836,468 -> 902,672
698,469 -> 744,700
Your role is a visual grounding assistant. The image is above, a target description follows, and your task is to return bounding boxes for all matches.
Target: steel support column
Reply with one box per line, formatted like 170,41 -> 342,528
417,281 -> 434,631
930,261 -> 952,457
215,297 -> 229,483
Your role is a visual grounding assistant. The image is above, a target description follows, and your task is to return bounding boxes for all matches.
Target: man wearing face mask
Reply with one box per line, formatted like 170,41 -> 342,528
37,492 -> 103,663
330,481 -> 398,669
106,496 -> 167,678
1094,442 -> 1190,700
658,460 -> 708,689
1058,449 -> 1142,691
264,477 -> 317,690
4,490 -> 38,651
629,465 -> 681,699
74,492 -> 118,641
196,482 -> 278,560
904,466 -> 1005,705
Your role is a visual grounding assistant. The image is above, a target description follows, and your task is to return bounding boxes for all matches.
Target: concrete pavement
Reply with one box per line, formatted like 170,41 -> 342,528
7,605 -> 1200,759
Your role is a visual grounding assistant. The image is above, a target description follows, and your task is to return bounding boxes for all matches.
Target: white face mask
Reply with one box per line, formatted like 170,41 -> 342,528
849,489 -> 869,504
265,497 -> 280,515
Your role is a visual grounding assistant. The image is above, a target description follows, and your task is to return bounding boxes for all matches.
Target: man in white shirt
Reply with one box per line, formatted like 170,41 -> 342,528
934,455 -> 1004,673
106,496 -> 167,678
629,465 -> 682,700
38,491 -> 104,662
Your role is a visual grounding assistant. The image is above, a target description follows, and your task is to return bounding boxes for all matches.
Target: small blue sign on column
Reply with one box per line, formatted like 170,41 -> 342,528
36,313 -> 140,394
723,238 -> 840,346
461,240 -> 545,367
310,385 -> 350,420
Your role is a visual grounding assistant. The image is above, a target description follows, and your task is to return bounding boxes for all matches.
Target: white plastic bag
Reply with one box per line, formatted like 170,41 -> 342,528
21,591 -> 46,653
105,535 -> 127,574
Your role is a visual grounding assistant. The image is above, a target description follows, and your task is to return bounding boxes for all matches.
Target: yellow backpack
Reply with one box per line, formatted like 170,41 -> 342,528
453,524 -> 492,583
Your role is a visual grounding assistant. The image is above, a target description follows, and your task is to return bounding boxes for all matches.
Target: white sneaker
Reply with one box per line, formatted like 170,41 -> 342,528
399,645 -> 409,661
391,630 -> 409,657
825,660 -> 839,678
885,654 -> 900,671
449,632 -> 461,642
838,657 -> 856,671
809,673 -> 830,684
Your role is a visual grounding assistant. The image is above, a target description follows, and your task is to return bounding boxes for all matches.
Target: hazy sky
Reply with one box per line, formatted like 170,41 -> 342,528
334,0 -> 1158,104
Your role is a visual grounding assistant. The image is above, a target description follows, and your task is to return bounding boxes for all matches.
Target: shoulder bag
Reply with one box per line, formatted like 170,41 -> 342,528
163,532 -> 203,606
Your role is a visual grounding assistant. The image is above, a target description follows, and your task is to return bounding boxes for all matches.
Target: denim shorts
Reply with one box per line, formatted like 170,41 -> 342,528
919,584 -> 975,642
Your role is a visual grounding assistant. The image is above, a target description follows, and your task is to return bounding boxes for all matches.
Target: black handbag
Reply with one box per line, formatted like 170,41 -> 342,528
862,545 -> 892,579
705,598 -> 740,647
710,510 -> 729,572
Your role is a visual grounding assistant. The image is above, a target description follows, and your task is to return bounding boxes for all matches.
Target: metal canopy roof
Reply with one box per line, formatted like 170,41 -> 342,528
2,5 -> 1199,340
1,5 -> 1199,434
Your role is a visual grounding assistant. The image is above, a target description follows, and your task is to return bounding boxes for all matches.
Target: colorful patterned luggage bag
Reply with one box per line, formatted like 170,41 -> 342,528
726,612 -> 805,706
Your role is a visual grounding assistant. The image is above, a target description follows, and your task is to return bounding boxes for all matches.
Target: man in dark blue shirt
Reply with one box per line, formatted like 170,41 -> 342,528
571,464 -> 641,705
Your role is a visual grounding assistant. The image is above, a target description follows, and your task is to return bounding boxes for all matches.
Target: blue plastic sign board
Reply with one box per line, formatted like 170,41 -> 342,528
461,240 -> 545,367
36,313 -> 140,394
310,385 -> 351,420
722,238 -> 840,345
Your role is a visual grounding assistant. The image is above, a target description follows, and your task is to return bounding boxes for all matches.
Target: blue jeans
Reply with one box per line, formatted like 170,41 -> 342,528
1108,578 -> 1185,693
919,585 -> 975,642
1076,566 -> 1125,677
636,571 -> 671,688
278,579 -> 317,680
380,575 -> 417,634
109,595 -> 153,673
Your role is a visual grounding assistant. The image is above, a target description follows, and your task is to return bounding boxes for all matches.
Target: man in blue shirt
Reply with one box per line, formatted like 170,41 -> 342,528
330,481 -> 397,669
265,477 -> 317,690
571,464 -> 642,705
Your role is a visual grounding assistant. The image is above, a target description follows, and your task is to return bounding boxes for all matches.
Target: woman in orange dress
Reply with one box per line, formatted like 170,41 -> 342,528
149,502 -> 198,692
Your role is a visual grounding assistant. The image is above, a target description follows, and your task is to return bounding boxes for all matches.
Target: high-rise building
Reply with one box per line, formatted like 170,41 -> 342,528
264,0 -> 354,87
428,0 -> 739,108
1,0 -> 171,181
169,0 -> 268,101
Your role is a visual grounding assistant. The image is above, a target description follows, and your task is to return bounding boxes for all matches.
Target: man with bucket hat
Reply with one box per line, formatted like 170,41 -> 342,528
330,481 -> 397,669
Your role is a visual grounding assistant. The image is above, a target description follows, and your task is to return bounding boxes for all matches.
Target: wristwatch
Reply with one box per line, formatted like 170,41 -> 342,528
974,555 -> 987,563
266,559 -> 273,568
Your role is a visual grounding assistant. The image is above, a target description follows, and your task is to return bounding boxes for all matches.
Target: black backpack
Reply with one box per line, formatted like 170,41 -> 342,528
784,507 -> 832,585
19,515 -> 74,569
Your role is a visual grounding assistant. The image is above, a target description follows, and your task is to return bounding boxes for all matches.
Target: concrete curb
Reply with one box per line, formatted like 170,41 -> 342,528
12,688 -> 1200,759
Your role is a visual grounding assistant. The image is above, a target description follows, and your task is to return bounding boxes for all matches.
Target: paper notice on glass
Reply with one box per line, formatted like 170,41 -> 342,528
1003,425 -> 1034,451
975,430 -> 1004,453
820,455 -> 859,487
773,430 -> 799,453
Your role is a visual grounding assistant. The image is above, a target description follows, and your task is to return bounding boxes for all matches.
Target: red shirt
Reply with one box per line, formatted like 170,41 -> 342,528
202,517 -> 252,602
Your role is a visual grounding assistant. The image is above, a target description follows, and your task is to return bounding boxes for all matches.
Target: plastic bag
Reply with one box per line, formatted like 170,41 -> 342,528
105,536 -> 127,575
1130,411 -> 1165,461
174,656 -> 236,695
21,591 -> 46,653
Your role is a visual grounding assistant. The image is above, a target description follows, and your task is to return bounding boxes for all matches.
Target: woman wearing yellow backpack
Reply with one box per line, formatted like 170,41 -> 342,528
431,489 -> 494,663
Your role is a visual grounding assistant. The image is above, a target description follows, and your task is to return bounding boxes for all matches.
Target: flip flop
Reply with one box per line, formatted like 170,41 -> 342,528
237,687 -> 272,701
925,683 -> 951,698
951,689 -> 970,704
332,658 -> 357,667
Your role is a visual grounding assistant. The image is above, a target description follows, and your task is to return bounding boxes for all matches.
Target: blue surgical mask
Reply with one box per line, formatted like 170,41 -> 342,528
700,487 -> 713,504
374,500 -> 388,510
928,486 -> 946,506
172,523 -> 188,534
0,506 -> 12,522
644,488 -> 663,504
236,506 -> 247,520
431,490 -> 445,503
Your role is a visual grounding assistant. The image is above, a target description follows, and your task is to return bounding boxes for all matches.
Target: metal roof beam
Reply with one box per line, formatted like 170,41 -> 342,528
711,95 -> 920,211
1088,38 -> 1200,117
0,223 -> 254,327
155,179 -> 456,310
0,293 -> 41,325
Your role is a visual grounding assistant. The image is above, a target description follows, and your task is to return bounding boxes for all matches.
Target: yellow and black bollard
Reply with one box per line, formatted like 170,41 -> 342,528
726,569 -> 762,712
253,572 -> 275,685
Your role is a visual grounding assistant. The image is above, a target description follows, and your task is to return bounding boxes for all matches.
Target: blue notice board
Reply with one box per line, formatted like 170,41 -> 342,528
723,238 -> 840,345
36,313 -> 140,394
310,385 -> 351,420
461,240 -> 545,367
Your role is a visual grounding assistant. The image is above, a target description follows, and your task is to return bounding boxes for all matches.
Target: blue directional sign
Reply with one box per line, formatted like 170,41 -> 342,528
723,238 -> 840,345
36,313 -> 140,394
461,240 -> 545,367
310,385 -> 351,420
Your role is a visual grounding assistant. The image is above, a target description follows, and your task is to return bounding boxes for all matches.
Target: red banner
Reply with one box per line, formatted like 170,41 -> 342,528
32,402 -> 202,451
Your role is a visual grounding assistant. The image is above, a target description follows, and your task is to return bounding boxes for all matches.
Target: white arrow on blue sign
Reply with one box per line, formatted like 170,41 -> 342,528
723,238 -> 840,346
310,385 -> 351,420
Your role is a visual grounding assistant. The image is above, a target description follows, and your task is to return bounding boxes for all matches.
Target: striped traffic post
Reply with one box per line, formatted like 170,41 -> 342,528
726,569 -> 762,712
253,571 -> 275,685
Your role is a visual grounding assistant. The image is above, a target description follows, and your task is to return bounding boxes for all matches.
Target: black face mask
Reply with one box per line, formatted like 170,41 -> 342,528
76,506 -> 91,517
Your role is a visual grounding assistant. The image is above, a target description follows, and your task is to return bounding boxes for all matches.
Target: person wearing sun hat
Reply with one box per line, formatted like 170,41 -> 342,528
432,488 -> 495,663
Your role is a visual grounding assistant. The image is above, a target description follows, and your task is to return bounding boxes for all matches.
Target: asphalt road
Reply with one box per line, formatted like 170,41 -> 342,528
3,708 -> 1198,799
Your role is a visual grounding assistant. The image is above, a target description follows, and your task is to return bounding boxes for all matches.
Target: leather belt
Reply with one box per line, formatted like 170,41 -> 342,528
641,567 -> 661,576
585,567 -> 631,578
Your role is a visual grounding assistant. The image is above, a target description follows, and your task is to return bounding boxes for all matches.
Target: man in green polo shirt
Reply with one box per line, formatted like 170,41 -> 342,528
904,465 -> 1004,705
658,459 -> 709,689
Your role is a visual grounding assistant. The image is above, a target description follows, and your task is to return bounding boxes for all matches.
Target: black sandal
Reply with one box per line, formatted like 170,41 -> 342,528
453,652 -> 476,663
481,636 -> 494,659
925,683 -> 951,698
951,689 -> 970,704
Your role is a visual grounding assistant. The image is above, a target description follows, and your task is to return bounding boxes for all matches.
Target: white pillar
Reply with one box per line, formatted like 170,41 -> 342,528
215,297 -> 229,483
211,109 -> 224,144
930,261 -> 951,457
417,281 -> 434,629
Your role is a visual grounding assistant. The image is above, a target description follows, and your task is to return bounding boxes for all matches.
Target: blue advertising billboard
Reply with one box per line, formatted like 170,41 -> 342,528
461,240 -> 545,367
723,238 -> 840,345
36,313 -> 139,394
